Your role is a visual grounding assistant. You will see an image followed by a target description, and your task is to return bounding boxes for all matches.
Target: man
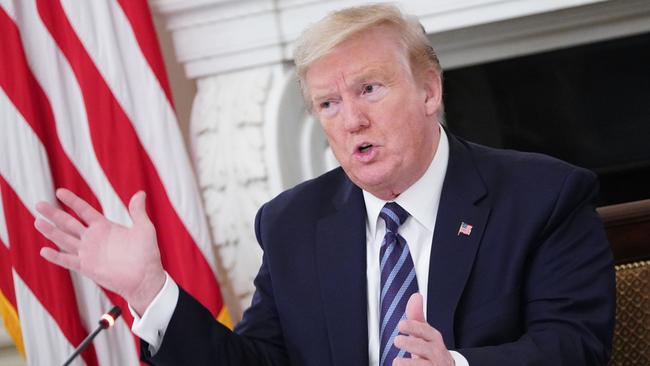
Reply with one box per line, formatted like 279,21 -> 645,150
35,4 -> 615,366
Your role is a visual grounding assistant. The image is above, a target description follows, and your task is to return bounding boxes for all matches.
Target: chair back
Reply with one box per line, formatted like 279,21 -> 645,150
598,199 -> 650,366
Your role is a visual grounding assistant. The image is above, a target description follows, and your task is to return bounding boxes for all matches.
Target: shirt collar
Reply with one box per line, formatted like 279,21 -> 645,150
363,126 -> 449,238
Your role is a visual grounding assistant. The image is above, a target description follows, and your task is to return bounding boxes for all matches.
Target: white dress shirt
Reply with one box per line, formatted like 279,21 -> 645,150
363,127 -> 467,366
131,127 -> 468,365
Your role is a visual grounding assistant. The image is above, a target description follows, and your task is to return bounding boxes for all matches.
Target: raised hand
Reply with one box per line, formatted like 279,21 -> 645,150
393,293 -> 455,365
34,188 -> 166,315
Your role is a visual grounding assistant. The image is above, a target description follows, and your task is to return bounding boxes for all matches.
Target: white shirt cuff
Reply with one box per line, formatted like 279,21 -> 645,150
450,350 -> 469,366
129,272 -> 179,354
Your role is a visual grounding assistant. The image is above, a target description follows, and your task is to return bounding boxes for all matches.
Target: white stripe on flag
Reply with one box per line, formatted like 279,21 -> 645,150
60,0 -> 216,272
2,0 -> 227,362
0,0 -> 13,18
0,88 -> 56,213
0,94 -> 76,361
5,0 -> 133,228
0,190 -> 7,247
13,273 -> 77,365
0,86 -> 138,366
69,273 -> 140,366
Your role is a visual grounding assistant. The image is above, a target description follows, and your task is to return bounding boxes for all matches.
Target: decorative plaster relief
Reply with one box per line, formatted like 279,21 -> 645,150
190,63 -> 337,314
190,66 -> 276,312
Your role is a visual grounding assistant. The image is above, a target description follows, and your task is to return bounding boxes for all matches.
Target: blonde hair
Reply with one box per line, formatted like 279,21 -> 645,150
293,4 -> 441,84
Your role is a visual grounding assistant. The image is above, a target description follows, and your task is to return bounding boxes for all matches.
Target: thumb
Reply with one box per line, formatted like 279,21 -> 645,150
405,293 -> 425,322
128,191 -> 149,225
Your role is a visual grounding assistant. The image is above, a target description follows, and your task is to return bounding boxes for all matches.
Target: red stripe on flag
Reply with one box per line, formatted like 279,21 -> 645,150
0,239 -> 16,308
0,177 -> 98,366
0,6 -> 101,223
116,0 -> 174,107
0,7 -> 145,359
36,0 -> 224,316
0,5 -> 137,329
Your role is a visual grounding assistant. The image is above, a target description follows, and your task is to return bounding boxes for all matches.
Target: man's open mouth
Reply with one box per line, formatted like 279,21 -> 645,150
358,143 -> 373,153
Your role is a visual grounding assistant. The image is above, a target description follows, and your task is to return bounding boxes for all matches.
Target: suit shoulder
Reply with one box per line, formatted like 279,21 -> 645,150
261,167 -> 350,218
454,139 -> 599,210
462,139 -> 597,186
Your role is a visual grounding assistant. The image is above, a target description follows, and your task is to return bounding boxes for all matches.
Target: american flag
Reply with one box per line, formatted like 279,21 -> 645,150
458,222 -> 473,236
0,0 -> 229,364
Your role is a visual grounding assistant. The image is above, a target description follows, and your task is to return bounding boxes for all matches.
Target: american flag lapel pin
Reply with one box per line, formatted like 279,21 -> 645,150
458,221 -> 473,236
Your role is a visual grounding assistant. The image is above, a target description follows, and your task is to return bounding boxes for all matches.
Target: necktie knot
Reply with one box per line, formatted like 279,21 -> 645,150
379,202 -> 409,234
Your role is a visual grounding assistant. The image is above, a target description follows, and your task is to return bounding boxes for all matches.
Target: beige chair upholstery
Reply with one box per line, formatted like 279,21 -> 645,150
609,260 -> 650,366
598,200 -> 650,365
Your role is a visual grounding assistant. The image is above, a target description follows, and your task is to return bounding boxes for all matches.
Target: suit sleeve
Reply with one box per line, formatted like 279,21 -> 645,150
457,168 -> 616,365
142,203 -> 289,365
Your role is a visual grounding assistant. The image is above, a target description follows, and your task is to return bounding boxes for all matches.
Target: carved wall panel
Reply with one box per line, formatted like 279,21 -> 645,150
190,66 -> 276,314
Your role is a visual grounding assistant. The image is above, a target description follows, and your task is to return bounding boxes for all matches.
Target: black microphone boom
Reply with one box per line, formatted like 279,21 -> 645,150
62,306 -> 122,366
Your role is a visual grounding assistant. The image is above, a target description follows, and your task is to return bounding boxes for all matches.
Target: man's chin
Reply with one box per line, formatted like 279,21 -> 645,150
348,173 -> 399,199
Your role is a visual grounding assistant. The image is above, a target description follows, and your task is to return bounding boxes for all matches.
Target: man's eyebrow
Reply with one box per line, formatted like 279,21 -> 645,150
311,90 -> 339,104
351,66 -> 395,84
309,66 -> 396,103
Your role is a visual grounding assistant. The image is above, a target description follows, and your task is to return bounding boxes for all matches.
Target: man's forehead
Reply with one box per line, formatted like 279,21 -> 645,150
305,48 -> 407,98
302,26 -> 410,100
307,65 -> 400,105
309,62 -> 395,87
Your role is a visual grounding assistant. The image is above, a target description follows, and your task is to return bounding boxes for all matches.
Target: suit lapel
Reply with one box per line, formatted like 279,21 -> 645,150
315,178 -> 369,365
427,134 -> 491,349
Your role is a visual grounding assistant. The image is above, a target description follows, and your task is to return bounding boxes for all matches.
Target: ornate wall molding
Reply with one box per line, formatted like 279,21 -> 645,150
150,0 -> 638,77
189,66 -> 280,315
429,0 -> 650,69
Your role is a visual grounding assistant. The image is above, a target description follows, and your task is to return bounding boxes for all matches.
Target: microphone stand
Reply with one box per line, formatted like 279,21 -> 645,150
62,306 -> 122,366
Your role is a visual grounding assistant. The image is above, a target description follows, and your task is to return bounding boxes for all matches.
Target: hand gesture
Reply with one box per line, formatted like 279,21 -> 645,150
393,293 -> 455,365
35,188 -> 166,315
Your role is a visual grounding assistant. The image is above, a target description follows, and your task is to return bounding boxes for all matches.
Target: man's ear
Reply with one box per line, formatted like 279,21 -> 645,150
421,68 -> 442,117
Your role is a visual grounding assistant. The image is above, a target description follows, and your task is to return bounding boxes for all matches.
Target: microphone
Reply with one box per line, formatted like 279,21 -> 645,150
62,306 -> 122,366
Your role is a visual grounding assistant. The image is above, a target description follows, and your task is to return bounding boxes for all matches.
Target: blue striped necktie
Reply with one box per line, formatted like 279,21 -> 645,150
379,202 -> 418,366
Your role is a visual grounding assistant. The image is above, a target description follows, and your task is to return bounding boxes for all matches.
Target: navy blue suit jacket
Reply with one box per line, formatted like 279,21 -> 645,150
144,133 -> 615,365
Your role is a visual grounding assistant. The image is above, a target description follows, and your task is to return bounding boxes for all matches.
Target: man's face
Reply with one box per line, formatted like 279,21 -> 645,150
304,26 -> 442,200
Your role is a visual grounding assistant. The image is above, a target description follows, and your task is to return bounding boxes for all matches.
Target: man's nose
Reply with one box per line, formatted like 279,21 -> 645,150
342,100 -> 369,132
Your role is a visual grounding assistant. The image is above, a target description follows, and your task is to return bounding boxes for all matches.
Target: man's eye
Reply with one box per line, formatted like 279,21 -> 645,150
363,84 -> 376,94
317,100 -> 339,118
361,83 -> 386,101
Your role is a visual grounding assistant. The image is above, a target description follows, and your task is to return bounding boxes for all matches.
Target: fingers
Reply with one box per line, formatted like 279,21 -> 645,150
34,218 -> 80,254
56,188 -> 103,225
398,319 -> 440,342
393,357 -> 429,366
40,247 -> 81,272
394,321 -> 452,365
128,191 -> 149,226
406,293 -> 425,322
35,201 -> 85,238
394,334 -> 436,359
